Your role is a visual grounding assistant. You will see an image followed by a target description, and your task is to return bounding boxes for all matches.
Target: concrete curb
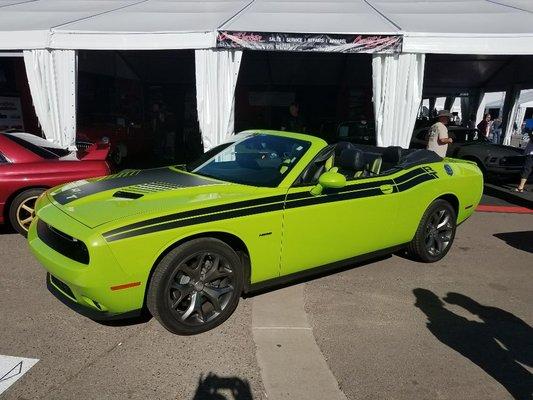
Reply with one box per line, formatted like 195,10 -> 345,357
252,284 -> 347,400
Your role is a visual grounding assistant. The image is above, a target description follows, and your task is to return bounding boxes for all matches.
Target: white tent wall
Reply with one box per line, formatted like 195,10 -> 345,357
501,85 -> 521,145
23,49 -> 77,149
372,53 -> 425,148
195,49 -> 243,151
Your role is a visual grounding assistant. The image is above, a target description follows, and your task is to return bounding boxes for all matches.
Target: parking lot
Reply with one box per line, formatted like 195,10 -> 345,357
0,211 -> 532,400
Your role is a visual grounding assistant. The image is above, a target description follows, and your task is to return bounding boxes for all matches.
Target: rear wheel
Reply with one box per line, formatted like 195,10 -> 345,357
406,199 -> 457,262
9,188 -> 45,237
147,238 -> 243,335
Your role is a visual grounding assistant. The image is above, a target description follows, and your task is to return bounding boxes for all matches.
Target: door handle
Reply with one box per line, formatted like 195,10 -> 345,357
379,184 -> 394,194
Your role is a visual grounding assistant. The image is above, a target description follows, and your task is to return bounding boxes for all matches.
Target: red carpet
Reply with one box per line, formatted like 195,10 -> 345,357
476,204 -> 533,214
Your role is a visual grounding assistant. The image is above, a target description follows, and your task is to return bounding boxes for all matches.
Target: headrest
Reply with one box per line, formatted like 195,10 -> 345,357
334,141 -> 355,157
382,146 -> 402,164
338,148 -> 366,171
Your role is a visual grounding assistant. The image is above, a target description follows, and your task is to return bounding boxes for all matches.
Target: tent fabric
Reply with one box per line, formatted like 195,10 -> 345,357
0,0 -> 249,50
372,53 -> 425,148
1,1 -> 533,55
502,86 -> 521,145
23,49 -> 77,149
195,49 -> 243,150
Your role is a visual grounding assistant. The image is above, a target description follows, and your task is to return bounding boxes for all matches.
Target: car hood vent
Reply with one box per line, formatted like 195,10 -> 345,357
127,181 -> 185,194
112,181 -> 187,200
113,191 -> 144,199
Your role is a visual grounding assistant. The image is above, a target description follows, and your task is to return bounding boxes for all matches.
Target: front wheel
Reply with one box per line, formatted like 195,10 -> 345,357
147,238 -> 243,335
406,199 -> 457,263
9,188 -> 45,237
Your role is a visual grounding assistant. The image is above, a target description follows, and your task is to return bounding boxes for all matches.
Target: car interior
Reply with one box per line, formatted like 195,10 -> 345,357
297,141 -> 442,185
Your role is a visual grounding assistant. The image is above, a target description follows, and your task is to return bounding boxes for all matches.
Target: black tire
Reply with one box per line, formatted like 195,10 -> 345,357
111,148 -> 123,166
147,238 -> 244,335
406,199 -> 457,263
8,188 -> 45,237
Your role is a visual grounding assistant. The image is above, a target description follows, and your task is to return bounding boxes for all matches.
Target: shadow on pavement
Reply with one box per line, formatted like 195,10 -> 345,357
0,224 -> 15,235
192,373 -> 253,400
413,289 -> 533,400
494,231 -> 533,253
483,184 -> 533,209
97,311 -> 153,327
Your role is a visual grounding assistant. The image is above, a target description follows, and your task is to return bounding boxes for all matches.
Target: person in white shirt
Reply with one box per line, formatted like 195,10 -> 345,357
514,132 -> 533,192
427,110 -> 454,158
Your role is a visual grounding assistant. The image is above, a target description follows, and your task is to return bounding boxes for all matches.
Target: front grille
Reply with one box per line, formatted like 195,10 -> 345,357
49,274 -> 76,300
500,155 -> 525,166
37,219 -> 90,264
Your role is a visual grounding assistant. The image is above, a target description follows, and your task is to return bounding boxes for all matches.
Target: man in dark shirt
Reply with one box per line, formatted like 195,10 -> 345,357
281,102 -> 306,133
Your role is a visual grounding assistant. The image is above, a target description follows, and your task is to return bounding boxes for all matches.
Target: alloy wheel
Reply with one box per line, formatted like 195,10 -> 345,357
16,195 -> 38,232
167,251 -> 234,326
424,208 -> 454,257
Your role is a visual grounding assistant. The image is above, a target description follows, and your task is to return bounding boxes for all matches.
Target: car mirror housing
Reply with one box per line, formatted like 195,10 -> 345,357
311,169 -> 346,195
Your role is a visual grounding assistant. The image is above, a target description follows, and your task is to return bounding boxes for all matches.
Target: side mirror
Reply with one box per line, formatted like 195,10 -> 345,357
310,169 -> 346,195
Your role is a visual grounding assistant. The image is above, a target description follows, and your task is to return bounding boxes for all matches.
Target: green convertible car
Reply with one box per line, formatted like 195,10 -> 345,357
28,130 -> 483,335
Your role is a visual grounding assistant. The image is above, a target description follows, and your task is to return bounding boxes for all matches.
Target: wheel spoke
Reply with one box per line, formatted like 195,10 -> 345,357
181,292 -> 200,320
170,286 -> 193,309
435,237 -> 444,253
20,216 -> 33,225
196,252 -> 208,270
437,213 -> 450,230
202,287 -> 222,312
204,262 -> 232,283
181,264 -> 200,281
21,204 -> 34,213
426,236 -> 436,252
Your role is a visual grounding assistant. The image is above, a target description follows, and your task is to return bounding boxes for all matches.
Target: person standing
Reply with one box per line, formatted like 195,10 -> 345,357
514,132 -> 533,192
477,113 -> 492,138
466,114 -> 477,129
281,102 -> 306,133
491,117 -> 503,144
427,110 -> 454,158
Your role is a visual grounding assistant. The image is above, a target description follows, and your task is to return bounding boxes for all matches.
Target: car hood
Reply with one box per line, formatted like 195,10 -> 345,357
47,167 -> 265,229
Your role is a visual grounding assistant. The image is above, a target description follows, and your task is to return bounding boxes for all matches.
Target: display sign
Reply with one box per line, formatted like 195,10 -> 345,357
217,31 -> 402,53
0,96 -> 24,132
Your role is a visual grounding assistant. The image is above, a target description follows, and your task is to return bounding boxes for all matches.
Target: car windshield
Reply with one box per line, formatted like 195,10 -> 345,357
192,134 -> 311,187
3,133 -> 60,159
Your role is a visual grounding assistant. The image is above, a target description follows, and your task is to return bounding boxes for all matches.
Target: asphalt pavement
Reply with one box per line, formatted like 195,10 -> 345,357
0,212 -> 531,400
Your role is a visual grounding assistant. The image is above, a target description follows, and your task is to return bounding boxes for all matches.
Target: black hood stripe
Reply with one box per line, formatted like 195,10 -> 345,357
53,168 -> 217,205
102,194 -> 287,239
103,167 -> 438,242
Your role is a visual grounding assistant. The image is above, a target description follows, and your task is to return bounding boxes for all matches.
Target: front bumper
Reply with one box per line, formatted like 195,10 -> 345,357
47,273 -> 141,321
28,209 -> 146,319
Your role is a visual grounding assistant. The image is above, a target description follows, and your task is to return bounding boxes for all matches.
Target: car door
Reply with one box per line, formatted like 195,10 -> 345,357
279,173 -> 400,277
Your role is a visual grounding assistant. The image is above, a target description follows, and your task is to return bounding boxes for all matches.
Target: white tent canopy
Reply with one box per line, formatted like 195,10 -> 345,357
1,0 -> 533,54
0,0 -> 250,50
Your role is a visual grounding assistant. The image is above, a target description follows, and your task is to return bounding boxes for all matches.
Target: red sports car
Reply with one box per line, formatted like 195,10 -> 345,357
0,132 -> 111,235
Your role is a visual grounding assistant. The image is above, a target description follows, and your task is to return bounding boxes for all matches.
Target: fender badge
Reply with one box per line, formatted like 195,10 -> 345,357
444,164 -> 453,176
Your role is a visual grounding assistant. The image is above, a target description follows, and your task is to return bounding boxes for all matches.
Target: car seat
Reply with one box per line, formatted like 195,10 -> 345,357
379,146 -> 402,173
364,153 -> 382,176
337,148 -> 367,179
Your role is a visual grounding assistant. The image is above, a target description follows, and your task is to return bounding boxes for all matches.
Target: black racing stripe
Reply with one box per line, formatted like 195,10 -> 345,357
285,187 -> 383,209
54,168 -> 215,205
103,194 -> 287,238
285,178 -> 395,201
392,167 -> 426,184
396,173 -> 435,191
104,168 -> 437,242
106,202 -> 285,242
